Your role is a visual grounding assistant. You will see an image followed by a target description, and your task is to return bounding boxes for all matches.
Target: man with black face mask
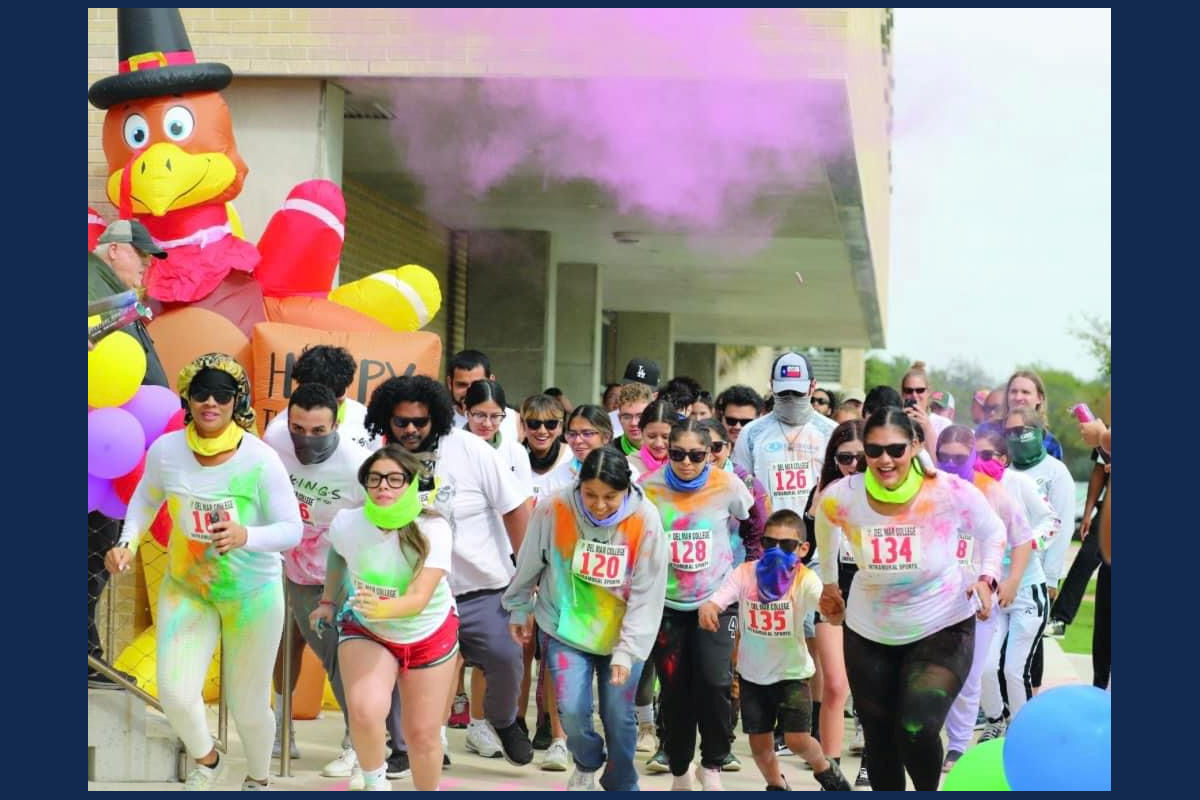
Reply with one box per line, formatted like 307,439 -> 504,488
265,382 -> 385,783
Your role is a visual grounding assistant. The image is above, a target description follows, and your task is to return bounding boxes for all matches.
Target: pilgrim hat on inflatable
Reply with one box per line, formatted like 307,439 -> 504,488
88,8 -> 232,109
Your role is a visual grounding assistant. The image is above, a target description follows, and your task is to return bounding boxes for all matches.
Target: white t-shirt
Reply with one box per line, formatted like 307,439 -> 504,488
1015,456 -> 1075,583
609,409 -> 624,439
328,508 -> 454,643
454,406 -> 520,444
997,469 -> 1053,588
529,445 -> 574,504
543,457 -> 581,496
433,428 -> 529,596
266,434 -> 370,586
263,398 -> 381,453
930,412 -> 952,438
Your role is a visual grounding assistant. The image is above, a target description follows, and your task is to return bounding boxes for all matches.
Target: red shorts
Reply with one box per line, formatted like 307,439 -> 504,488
339,611 -> 460,670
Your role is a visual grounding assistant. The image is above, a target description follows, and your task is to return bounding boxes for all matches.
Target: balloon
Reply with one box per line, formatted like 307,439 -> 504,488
95,480 -> 128,519
145,307 -> 251,393
89,207 -> 107,251
150,502 -> 172,547
941,739 -> 1010,791
1003,685 -> 1111,791
87,330 -> 147,408
164,408 -> 186,434
328,264 -> 442,332
121,385 -> 182,446
88,473 -> 107,513
87,408 -> 146,479
112,454 -> 147,504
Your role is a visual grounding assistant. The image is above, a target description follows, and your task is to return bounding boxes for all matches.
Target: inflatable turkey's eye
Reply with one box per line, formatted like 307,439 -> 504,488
123,114 -> 149,149
163,106 -> 195,142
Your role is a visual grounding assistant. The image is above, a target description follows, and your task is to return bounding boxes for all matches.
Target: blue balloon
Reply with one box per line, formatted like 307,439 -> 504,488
1003,685 -> 1110,790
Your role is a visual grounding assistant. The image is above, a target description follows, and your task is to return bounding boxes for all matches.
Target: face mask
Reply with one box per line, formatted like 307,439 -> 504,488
1007,428 -> 1047,469
755,546 -> 800,602
364,478 -> 421,530
290,430 -> 340,465
577,488 -> 630,528
975,457 -> 1005,481
774,393 -> 813,426
937,450 -> 975,481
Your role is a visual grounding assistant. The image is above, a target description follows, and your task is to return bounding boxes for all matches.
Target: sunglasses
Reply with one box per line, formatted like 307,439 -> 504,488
724,416 -> 754,428
835,451 -> 867,469
524,418 -> 561,432
668,448 -> 708,464
902,386 -> 928,395
864,442 -> 909,459
391,415 -> 430,430
365,471 -> 409,489
811,396 -> 831,407
762,536 -> 801,554
710,441 -> 728,453
977,449 -> 1003,462
983,404 -> 1004,414
937,452 -> 972,467
188,387 -> 235,405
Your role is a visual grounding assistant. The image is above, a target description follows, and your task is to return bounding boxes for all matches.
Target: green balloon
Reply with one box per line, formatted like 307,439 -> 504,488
941,739 -> 1011,791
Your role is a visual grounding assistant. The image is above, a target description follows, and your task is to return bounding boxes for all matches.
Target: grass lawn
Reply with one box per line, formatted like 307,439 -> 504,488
1060,576 -> 1098,655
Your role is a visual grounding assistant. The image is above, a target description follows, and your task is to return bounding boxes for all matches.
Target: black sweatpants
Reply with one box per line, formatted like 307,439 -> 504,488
1093,562 -> 1110,689
88,512 -> 121,661
844,616 -> 974,791
1050,509 -> 1103,624
653,606 -> 736,774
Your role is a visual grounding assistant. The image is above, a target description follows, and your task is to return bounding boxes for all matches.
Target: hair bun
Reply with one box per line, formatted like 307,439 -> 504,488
911,360 -> 927,370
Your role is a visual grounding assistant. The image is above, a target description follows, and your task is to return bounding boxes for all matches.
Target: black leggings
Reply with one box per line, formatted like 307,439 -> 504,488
844,617 -> 974,791
653,606 -> 736,774
1093,562 -> 1110,689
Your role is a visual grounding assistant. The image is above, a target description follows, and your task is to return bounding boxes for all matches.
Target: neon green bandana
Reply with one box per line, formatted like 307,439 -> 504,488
337,401 -> 347,424
364,479 -> 421,530
618,435 -> 638,456
865,464 -> 923,504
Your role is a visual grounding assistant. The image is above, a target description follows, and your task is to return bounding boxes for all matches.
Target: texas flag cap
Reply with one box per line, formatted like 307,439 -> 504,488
771,352 -> 813,393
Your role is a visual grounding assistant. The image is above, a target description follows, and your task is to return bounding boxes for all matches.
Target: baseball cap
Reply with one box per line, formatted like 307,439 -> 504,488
621,358 -> 660,387
770,352 -> 813,394
98,219 -> 167,259
973,389 -> 989,407
841,388 -> 866,404
930,390 -> 955,411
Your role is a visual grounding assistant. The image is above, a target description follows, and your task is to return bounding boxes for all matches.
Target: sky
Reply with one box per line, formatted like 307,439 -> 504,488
881,8 -> 1111,381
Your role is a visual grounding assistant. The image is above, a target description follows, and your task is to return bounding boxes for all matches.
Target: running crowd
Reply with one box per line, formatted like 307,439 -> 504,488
98,343 -> 1111,791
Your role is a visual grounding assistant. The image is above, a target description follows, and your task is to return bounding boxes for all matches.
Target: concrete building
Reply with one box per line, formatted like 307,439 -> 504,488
88,8 -> 891,405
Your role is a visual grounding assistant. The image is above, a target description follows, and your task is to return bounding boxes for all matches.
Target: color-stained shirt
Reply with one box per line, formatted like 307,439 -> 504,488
1015,456 -> 1075,583
730,464 -> 769,563
965,472 -> 1041,589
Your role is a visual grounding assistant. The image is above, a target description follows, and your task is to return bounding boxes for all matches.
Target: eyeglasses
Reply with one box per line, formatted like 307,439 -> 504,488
977,449 -> 1002,462
864,443 -> 909,459
762,536 -> 801,554
391,415 -> 430,430
710,441 -> 728,453
469,411 -> 506,424
524,418 -> 561,432
1004,426 -> 1037,439
937,452 -> 972,467
723,416 -> 754,428
618,413 -> 639,424
668,448 -> 708,464
811,396 -> 830,407
834,452 -> 867,469
365,471 -> 409,489
901,386 -> 928,396
188,387 -> 235,405
565,429 -> 601,441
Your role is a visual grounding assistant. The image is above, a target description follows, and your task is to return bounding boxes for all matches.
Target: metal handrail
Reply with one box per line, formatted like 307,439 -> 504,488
88,654 -> 162,712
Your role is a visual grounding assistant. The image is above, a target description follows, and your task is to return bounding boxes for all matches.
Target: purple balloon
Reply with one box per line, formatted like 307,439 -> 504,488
95,480 -> 128,520
121,385 -> 182,447
87,407 -> 146,479
88,473 -> 107,513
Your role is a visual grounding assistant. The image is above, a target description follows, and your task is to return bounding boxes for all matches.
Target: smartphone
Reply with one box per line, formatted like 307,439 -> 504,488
1070,403 -> 1095,423
970,587 -> 984,614
916,449 -> 936,474
904,398 -> 918,409
207,511 -> 226,554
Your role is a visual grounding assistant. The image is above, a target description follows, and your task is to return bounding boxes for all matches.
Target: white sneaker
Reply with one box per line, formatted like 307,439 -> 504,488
567,766 -> 598,790
323,746 -> 358,778
635,722 -> 657,753
272,725 -> 301,759
695,763 -> 724,791
542,738 -> 570,772
241,777 -> 269,790
184,757 -> 225,791
364,777 -> 392,791
465,722 -> 504,758
348,766 -> 364,791
671,773 -> 693,791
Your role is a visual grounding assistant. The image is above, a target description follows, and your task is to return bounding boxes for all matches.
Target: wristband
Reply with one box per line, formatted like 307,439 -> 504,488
318,599 -> 334,607
979,576 -> 998,593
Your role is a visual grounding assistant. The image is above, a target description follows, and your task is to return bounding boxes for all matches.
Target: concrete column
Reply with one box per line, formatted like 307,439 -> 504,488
613,312 -> 674,385
840,347 -> 866,395
465,230 -> 552,401
554,263 -> 602,407
673,342 -> 718,394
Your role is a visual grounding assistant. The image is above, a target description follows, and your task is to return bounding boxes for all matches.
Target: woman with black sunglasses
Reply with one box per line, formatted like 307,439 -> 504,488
520,394 -> 572,504
814,408 -> 1005,791
641,419 -> 754,790
810,388 -> 836,419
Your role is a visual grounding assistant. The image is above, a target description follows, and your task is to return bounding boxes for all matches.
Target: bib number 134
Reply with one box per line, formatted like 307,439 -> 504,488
863,525 -> 921,572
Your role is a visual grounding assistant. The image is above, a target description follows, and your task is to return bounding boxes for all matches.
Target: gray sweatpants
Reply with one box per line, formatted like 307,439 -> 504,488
455,588 -> 523,728
286,580 -> 406,751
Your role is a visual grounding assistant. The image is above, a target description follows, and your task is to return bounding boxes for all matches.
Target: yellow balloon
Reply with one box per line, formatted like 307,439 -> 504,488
328,264 -> 442,332
88,330 -> 146,407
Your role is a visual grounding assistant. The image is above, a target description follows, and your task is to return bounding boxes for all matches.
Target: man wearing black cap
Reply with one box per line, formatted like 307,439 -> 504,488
610,358 -> 661,438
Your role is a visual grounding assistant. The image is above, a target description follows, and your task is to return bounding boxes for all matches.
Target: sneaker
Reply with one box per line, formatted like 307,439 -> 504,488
854,763 -> 870,788
1044,619 -> 1066,638
322,746 -> 358,778
465,722 -> 504,758
349,766 -> 364,791
533,712 -> 553,750
240,777 -> 269,790
271,725 -> 301,759
975,708 -> 987,729
516,717 -> 530,739
813,759 -> 851,791
849,720 -> 865,756
942,749 -> 963,774
978,720 -> 1005,744
766,776 -> 791,790
646,746 -> 671,774
567,766 -> 598,790
386,750 -> 411,779
636,722 -> 658,753
448,693 -> 470,728
443,753 -> 451,767
720,752 -> 742,772
542,738 -> 570,772
88,667 -> 137,690
365,777 -> 392,791
494,720 -> 535,766
184,756 -> 225,791
774,733 -> 789,755
695,763 -> 724,791
671,773 -> 693,791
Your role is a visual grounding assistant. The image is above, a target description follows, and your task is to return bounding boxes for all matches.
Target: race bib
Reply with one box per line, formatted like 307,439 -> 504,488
668,529 -> 712,572
862,524 -> 922,573
185,498 -> 240,543
769,460 -> 811,499
572,540 -> 629,588
743,599 -> 795,638
955,532 -> 974,568
296,491 -> 316,526
352,574 -> 399,599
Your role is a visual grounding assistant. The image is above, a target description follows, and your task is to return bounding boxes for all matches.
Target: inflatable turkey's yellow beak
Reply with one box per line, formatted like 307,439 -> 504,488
106,142 -> 238,217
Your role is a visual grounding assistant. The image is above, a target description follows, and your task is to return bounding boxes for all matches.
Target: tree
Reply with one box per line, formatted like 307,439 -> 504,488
1071,314 -> 1111,384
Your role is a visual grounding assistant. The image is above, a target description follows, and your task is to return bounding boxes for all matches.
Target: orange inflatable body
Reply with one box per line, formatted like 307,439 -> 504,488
146,306 -> 252,392
263,296 -> 389,333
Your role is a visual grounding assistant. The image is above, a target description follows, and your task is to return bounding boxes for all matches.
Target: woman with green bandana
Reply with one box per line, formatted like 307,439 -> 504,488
815,407 -> 1005,791
105,353 -> 302,791
311,445 -> 458,791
